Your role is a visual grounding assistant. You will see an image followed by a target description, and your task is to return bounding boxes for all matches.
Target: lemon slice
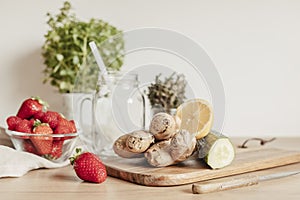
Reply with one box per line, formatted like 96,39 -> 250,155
175,98 -> 213,139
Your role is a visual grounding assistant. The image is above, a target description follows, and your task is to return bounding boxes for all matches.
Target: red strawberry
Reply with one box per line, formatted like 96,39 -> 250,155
42,111 -> 61,129
54,124 -> 71,134
55,117 -> 69,127
15,119 -> 33,133
6,116 -> 22,130
69,120 -> 77,133
31,122 -> 53,155
70,148 -> 107,183
33,111 -> 45,121
54,118 -> 77,134
23,140 -> 40,155
29,118 -> 35,126
17,96 -> 48,119
45,140 -> 64,160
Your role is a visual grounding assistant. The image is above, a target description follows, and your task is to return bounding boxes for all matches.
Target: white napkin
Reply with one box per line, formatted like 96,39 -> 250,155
0,145 -> 70,178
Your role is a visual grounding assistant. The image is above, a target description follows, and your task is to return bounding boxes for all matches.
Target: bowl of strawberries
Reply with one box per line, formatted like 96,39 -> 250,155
5,96 -> 80,163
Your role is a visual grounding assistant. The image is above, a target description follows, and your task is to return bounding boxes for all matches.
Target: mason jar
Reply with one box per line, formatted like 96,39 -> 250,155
89,71 -> 145,156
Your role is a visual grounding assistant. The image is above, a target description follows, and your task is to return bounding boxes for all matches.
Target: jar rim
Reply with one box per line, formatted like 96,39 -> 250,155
99,70 -> 138,82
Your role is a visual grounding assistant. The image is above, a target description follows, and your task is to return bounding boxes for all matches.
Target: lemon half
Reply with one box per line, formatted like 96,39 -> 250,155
176,98 -> 213,139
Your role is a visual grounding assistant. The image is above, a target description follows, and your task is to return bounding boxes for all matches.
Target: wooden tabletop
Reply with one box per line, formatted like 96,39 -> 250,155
1,131 -> 299,200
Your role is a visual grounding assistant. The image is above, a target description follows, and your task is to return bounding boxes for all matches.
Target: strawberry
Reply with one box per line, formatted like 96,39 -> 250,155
42,111 -> 61,129
29,118 -> 35,126
70,148 -> 107,183
54,118 -> 77,134
31,122 -> 53,155
6,116 -> 22,130
15,119 -> 33,133
33,111 -> 45,121
56,117 -> 69,126
23,140 -> 40,155
69,120 -> 77,133
17,96 -> 48,119
54,125 -> 71,134
44,140 -> 64,160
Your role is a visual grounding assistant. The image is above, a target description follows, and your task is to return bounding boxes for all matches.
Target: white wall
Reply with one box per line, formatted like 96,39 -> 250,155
0,0 -> 299,137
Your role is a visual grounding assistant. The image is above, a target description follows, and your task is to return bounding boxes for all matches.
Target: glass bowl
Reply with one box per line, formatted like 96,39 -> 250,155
5,129 -> 79,163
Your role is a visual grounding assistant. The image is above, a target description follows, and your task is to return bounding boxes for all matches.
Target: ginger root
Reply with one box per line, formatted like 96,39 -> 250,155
113,112 -> 197,167
126,130 -> 154,153
113,134 -> 144,158
149,112 -> 176,140
144,130 -> 196,167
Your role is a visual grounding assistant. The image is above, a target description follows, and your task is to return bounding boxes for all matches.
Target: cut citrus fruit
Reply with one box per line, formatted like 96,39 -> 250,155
175,98 -> 213,139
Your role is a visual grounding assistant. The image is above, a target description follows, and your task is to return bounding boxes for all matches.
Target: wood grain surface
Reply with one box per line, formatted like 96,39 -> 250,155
102,147 -> 300,186
1,136 -> 300,200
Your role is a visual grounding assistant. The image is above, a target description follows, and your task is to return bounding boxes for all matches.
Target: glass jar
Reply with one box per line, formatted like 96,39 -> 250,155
89,71 -> 145,156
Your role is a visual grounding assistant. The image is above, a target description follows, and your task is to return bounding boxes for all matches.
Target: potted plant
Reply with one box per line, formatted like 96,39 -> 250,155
42,1 -> 124,93
41,1 -> 124,123
147,73 -> 187,115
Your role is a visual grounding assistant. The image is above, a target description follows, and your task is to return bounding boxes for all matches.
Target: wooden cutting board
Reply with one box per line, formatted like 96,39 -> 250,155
102,148 -> 300,186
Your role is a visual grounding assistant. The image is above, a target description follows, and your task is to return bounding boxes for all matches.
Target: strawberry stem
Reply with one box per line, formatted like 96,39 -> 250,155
69,148 -> 82,165
31,96 -> 49,111
33,119 -> 42,127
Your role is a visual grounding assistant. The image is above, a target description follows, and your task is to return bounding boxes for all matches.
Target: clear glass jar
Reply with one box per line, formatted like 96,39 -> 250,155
89,71 -> 145,156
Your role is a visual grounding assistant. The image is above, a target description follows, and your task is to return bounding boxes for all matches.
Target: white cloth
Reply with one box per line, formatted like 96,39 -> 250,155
0,145 -> 69,178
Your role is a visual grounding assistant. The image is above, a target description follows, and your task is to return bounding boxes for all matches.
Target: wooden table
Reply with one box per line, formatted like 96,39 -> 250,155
1,131 -> 299,200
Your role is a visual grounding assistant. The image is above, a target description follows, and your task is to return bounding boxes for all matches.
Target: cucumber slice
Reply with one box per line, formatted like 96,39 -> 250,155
197,131 -> 235,169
